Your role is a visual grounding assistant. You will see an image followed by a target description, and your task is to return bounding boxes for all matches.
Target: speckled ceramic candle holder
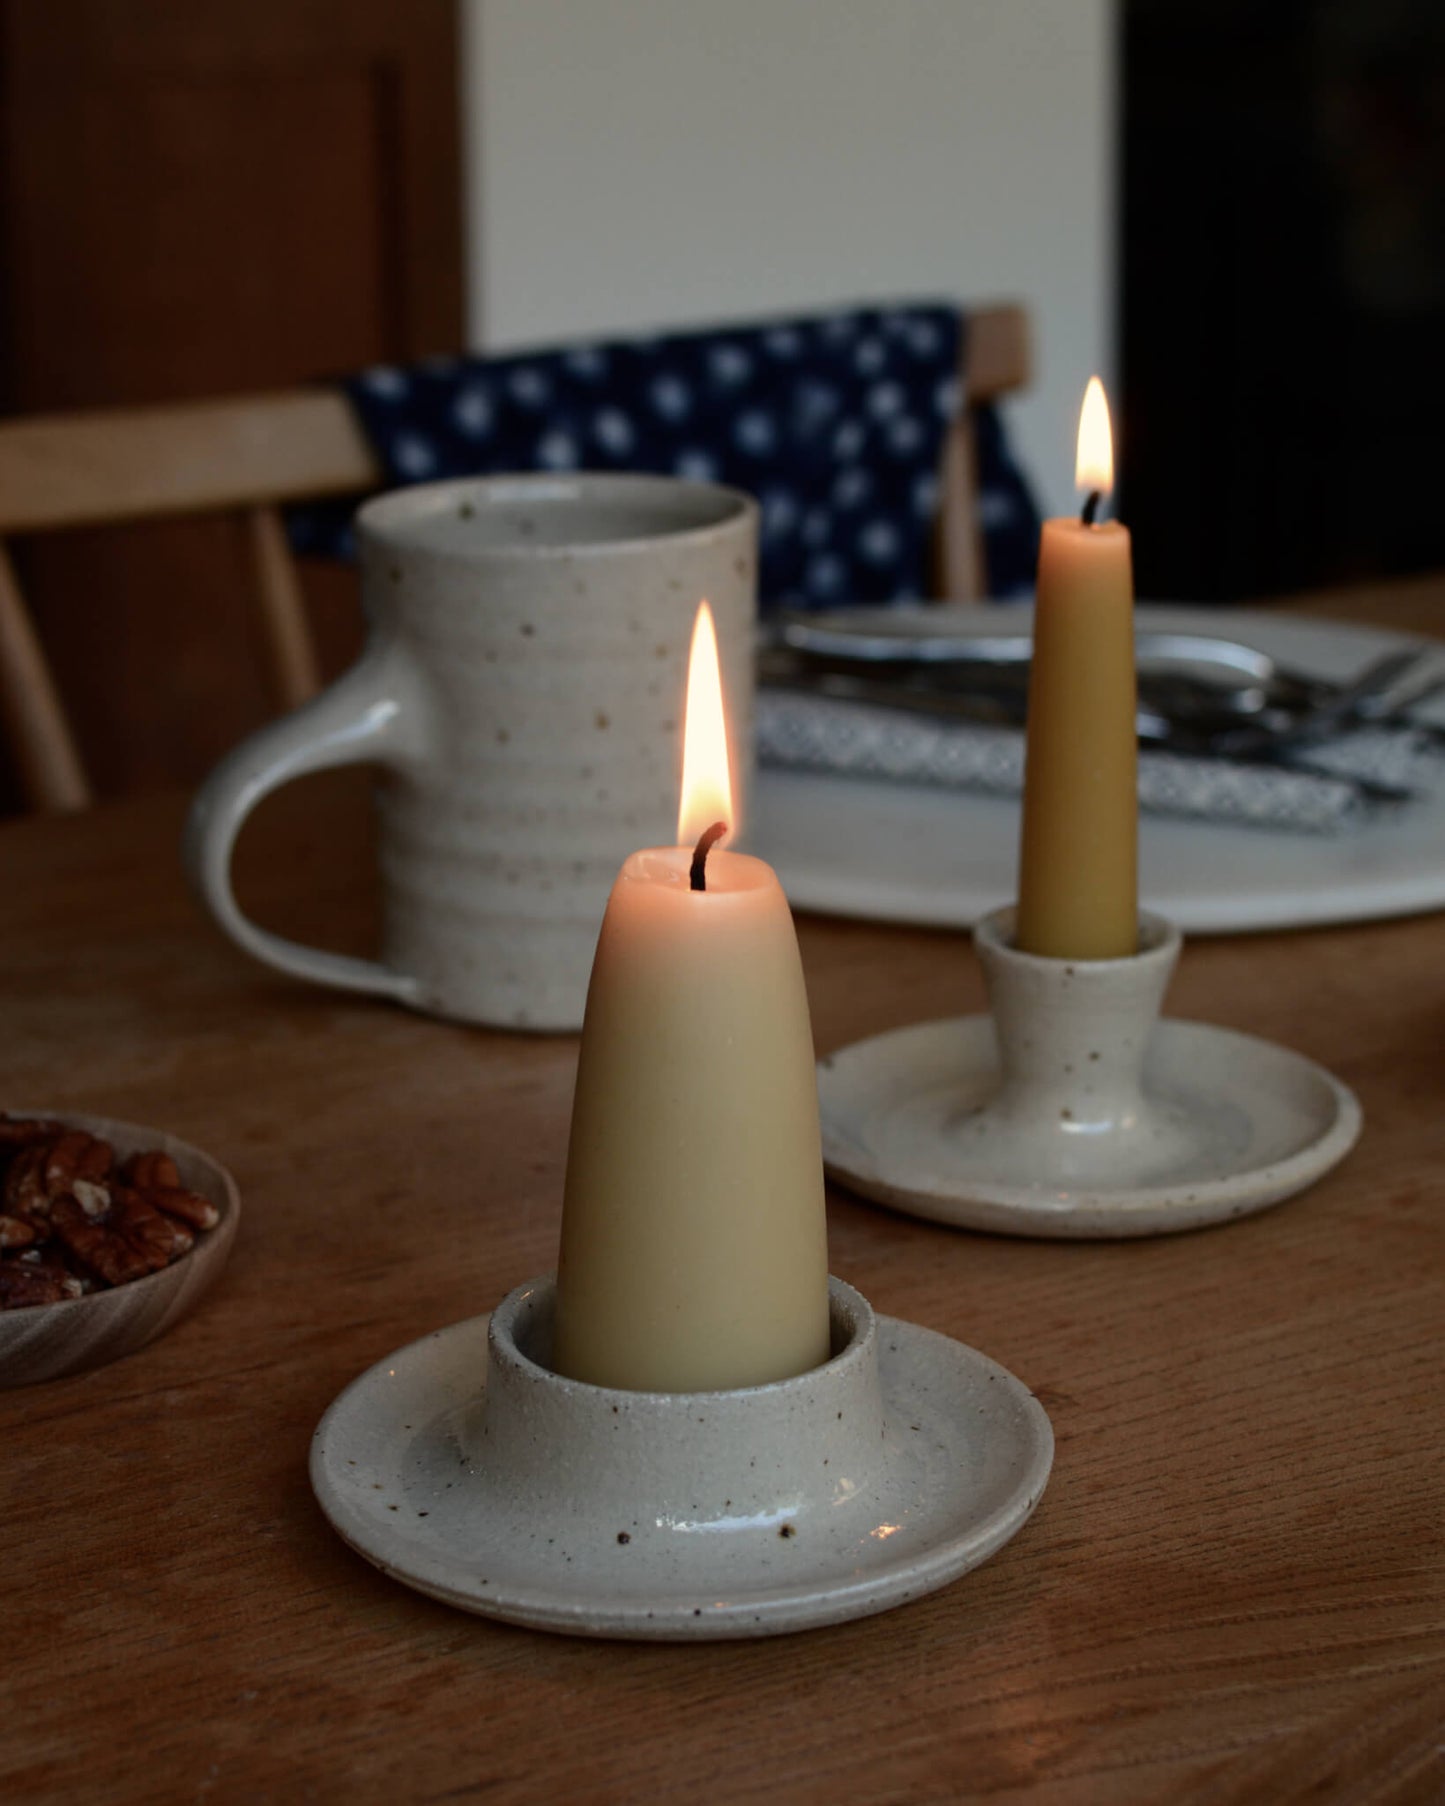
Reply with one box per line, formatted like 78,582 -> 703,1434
310,1275 -> 1052,1640
817,906 -> 1361,1238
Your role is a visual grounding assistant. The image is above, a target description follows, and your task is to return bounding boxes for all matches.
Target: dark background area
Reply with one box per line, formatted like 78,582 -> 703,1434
1121,0 -> 1445,602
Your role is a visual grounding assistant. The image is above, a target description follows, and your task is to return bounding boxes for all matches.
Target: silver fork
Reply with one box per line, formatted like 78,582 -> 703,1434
1206,649 -> 1429,757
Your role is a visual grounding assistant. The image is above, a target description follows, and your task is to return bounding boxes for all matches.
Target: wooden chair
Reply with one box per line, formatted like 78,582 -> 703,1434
0,391 -> 378,811
0,304 -> 1029,813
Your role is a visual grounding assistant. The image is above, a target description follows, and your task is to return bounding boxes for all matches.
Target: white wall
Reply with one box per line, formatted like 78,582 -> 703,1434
462,0 -> 1116,521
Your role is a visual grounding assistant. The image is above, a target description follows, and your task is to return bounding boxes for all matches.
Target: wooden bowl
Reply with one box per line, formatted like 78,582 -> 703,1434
0,1111 -> 240,1387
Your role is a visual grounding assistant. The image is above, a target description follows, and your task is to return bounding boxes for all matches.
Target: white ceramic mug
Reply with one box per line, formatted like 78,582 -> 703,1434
185,474 -> 758,1030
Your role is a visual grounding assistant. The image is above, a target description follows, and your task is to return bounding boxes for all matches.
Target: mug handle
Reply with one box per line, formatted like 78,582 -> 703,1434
183,639 -> 427,1005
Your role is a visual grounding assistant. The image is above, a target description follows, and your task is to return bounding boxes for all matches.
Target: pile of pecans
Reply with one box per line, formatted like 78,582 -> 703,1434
0,1119 -> 220,1310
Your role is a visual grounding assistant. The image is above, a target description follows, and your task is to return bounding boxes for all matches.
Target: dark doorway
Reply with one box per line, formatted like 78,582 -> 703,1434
1121,0 -> 1445,604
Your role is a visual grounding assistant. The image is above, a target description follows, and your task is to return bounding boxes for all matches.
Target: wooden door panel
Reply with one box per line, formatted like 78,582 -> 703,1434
8,72 -> 393,402
0,0 -> 461,806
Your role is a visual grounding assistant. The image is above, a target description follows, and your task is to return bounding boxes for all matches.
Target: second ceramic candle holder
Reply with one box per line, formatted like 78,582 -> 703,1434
817,905 -> 1362,1238
310,1274 -> 1053,1640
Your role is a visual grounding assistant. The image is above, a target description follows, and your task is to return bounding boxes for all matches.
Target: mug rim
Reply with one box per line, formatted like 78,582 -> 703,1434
357,471 -> 758,558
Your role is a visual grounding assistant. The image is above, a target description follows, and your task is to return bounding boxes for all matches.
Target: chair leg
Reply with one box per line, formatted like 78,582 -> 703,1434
246,504 -> 322,712
0,542 -> 91,812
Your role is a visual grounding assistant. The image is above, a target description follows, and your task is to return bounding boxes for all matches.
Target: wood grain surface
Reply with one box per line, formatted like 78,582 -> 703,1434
1,583 -> 1443,1804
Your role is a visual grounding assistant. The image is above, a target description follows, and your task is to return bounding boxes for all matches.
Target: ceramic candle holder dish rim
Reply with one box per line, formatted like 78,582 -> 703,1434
356,471 -> 760,559
817,890 -> 1363,1238
491,1270 -> 872,1404
975,903 -> 1181,970
0,1108 -> 240,1384
310,1271 -> 1055,1639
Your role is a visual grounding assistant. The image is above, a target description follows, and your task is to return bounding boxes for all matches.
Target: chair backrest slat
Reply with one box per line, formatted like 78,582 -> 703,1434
0,391 -> 379,535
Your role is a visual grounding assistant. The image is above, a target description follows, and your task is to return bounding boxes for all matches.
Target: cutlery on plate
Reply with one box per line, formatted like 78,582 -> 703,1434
762,631 -> 1436,752
770,613 -> 1437,728
758,657 -> 1426,801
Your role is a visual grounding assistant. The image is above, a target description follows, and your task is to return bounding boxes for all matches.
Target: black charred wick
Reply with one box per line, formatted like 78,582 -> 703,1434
1081,489 -> 1102,527
689,821 -> 728,891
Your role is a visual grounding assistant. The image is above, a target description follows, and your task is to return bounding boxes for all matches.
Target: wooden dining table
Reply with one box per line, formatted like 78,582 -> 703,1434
3,576 -> 1443,1804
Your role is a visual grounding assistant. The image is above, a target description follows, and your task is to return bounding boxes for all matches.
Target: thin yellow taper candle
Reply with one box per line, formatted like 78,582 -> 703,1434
1015,377 -> 1139,959
552,604 -> 831,1392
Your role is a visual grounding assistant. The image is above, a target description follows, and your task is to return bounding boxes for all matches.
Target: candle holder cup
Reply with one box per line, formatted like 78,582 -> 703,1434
311,1274 -> 1053,1639
969,908 -> 1200,1187
818,904 -> 1361,1238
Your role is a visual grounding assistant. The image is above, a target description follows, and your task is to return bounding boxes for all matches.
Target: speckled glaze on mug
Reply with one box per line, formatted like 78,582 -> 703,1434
186,475 -> 757,1030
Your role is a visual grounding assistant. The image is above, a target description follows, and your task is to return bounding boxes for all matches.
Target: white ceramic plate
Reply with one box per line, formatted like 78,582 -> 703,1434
750,606 -> 1445,935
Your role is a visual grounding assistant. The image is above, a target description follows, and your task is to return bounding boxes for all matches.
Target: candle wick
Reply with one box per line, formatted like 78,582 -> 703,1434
1081,490 -> 1102,527
689,821 -> 728,891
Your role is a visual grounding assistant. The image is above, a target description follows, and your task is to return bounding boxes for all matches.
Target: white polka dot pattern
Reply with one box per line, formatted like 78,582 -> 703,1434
294,305 -> 1043,605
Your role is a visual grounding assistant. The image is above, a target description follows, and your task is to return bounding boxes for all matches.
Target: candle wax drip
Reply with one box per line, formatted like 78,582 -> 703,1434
1080,490 -> 1102,527
689,821 -> 728,892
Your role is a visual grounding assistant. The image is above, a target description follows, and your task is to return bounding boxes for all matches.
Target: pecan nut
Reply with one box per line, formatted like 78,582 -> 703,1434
51,1195 -> 151,1287
122,1151 -> 178,1191
0,1257 -> 84,1308
4,1130 -> 115,1225
0,1117 -> 61,1147
45,1130 -> 114,1199
4,1142 -> 53,1220
115,1188 -> 195,1266
121,1152 -> 220,1230
51,1188 -> 193,1288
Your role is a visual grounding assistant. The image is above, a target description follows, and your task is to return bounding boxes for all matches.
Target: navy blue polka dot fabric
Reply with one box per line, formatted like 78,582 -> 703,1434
287,303 -> 1040,606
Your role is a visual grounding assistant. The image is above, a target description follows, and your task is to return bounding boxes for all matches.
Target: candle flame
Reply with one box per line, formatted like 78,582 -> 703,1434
1075,375 -> 1114,497
677,601 -> 734,846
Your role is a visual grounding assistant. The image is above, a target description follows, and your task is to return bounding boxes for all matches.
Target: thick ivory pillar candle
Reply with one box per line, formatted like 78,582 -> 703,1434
552,605 -> 831,1392
1015,379 -> 1139,960
552,846 -> 831,1391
